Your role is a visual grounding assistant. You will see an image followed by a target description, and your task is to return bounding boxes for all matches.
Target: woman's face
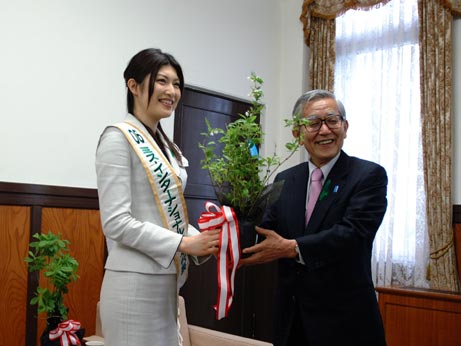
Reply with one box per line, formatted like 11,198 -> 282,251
133,64 -> 181,125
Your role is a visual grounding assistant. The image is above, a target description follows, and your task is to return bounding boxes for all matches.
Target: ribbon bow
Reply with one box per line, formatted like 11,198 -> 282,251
198,201 -> 240,320
49,320 -> 81,346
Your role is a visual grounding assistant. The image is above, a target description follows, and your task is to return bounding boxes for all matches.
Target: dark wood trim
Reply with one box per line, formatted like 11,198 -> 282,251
454,205 -> 461,224
376,286 -> 461,301
1,186 -> 459,222
26,206 -> 42,346
184,84 -> 251,105
0,182 -> 99,209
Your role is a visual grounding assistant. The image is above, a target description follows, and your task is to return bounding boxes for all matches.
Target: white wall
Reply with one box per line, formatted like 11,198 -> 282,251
275,0 -> 309,170
1,1 -> 459,203
0,0 -> 305,188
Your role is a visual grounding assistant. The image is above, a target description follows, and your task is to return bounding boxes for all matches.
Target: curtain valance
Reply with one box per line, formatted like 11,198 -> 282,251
442,0 -> 461,14
300,0 -> 461,45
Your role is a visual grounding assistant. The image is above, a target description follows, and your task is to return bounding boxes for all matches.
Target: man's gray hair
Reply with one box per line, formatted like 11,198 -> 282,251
292,90 -> 346,119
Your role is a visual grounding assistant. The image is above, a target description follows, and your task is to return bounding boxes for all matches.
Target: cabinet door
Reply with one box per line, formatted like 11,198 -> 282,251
175,86 -> 276,342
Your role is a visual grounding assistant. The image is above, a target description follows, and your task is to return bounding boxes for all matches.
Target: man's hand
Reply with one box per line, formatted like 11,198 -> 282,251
239,226 -> 297,266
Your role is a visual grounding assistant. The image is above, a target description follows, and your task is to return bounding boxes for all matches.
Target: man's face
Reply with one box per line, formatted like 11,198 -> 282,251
297,97 -> 348,167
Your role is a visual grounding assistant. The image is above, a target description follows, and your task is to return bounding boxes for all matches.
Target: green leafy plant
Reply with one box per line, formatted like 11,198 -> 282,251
199,72 -> 307,220
25,231 -> 79,320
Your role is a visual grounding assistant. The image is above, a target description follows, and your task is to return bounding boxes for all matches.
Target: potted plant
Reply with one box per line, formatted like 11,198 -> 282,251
199,73 -> 305,248
25,231 -> 84,346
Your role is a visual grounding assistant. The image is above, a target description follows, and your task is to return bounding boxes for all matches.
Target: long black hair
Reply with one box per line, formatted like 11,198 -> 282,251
123,48 -> 184,162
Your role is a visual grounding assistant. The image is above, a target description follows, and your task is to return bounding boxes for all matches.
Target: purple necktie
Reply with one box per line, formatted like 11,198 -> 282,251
305,168 -> 323,225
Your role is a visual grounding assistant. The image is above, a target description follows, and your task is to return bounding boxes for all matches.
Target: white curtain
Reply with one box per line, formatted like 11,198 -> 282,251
334,0 -> 429,288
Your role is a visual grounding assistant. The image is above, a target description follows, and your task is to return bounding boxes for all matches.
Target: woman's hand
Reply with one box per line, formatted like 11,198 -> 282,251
178,229 -> 221,256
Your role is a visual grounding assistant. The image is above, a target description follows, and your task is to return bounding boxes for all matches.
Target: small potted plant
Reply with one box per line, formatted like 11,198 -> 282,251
25,231 -> 84,346
199,73 -> 305,248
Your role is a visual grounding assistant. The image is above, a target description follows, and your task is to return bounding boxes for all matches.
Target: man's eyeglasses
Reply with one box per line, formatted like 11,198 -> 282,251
303,114 -> 344,133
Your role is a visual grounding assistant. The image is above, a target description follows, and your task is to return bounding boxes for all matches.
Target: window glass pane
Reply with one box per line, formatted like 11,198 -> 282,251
334,0 -> 428,287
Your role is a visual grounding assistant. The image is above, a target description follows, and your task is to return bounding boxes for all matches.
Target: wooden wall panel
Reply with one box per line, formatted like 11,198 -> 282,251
37,208 -> 105,341
0,206 -> 30,346
1,182 -> 460,345
377,286 -> 461,346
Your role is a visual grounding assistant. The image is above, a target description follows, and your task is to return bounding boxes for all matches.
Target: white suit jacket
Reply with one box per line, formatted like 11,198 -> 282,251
95,114 -> 200,275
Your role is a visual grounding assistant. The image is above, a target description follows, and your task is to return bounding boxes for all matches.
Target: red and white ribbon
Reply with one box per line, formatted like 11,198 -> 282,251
49,319 -> 81,346
198,201 -> 240,320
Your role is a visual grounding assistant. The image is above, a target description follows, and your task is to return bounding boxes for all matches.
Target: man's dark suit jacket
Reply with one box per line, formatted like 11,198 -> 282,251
261,150 -> 387,346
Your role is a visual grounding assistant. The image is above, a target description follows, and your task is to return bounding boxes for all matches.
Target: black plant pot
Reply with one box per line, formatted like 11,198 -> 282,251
40,316 -> 85,346
238,216 -> 258,254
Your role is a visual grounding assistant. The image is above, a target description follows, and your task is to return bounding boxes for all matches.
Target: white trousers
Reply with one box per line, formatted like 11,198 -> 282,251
100,270 -> 179,346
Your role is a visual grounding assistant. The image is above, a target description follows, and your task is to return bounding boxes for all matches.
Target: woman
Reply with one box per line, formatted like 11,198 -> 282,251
96,48 -> 220,346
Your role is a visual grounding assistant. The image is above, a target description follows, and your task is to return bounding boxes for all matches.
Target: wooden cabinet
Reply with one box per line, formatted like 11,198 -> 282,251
175,86 -> 277,342
376,286 -> 461,346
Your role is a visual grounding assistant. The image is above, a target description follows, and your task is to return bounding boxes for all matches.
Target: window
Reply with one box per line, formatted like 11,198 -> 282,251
335,0 -> 429,287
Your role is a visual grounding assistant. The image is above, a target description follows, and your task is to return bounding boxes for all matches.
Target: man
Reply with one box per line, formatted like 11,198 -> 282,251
240,90 -> 387,346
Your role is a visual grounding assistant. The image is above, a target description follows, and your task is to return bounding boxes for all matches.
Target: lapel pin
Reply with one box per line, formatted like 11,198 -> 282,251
319,179 -> 331,201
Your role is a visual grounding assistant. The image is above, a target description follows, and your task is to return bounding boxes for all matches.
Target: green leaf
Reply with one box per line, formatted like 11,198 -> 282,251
24,231 -> 79,320
198,72 -> 301,217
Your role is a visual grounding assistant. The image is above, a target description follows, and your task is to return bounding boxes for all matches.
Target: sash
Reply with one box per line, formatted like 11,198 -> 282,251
198,202 -> 240,320
114,121 -> 189,289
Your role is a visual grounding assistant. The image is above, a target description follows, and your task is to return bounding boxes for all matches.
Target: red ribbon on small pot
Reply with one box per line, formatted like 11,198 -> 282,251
49,320 -> 81,346
198,201 -> 240,320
